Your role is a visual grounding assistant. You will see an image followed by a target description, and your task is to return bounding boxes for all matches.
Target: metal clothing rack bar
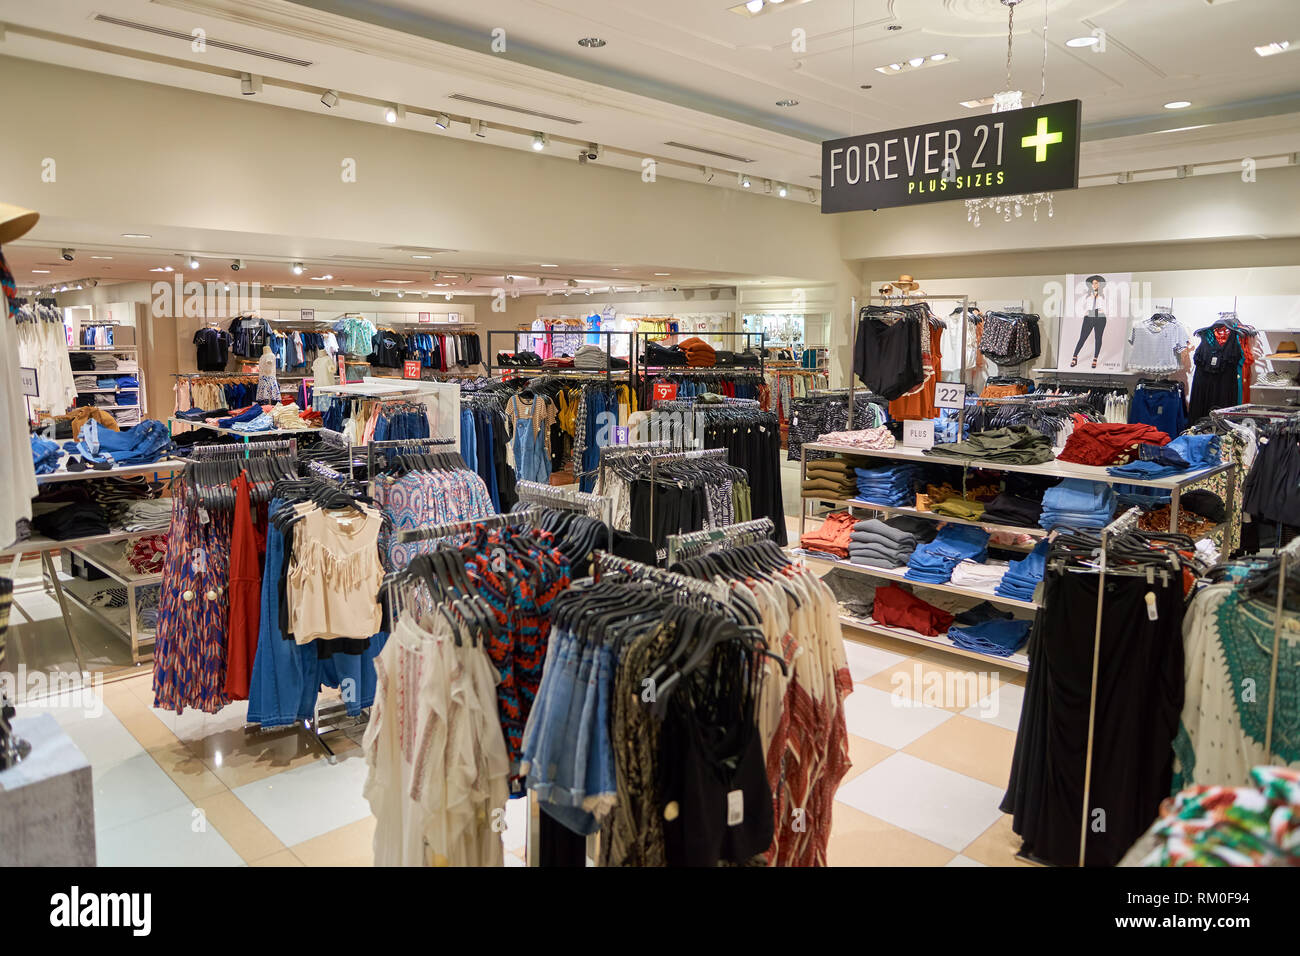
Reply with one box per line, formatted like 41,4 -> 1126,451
666,517 -> 774,566
634,330 -> 766,382
487,330 -> 634,385
515,480 -> 616,555
366,435 -> 456,480
592,550 -> 729,603
180,438 -> 298,462
395,512 -> 516,543
1078,506 -> 1141,868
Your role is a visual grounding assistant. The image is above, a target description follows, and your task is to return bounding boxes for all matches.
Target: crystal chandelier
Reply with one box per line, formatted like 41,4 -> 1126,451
965,0 -> 1054,227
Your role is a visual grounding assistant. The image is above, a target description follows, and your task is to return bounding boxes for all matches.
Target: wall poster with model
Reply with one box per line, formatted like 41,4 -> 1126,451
1060,272 -> 1132,372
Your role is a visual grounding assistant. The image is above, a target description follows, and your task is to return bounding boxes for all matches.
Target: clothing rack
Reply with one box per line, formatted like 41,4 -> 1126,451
488,330 -> 634,384
1262,533 -> 1300,765
515,480 -> 615,555
394,511 -> 516,543
850,292 -> 973,435
665,516 -> 774,566
592,550 -> 729,603
365,435 -> 456,480
1078,505 -> 1141,868
179,438 -> 298,462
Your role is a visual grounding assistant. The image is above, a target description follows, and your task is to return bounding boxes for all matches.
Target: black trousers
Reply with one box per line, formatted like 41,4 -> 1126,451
1072,313 -> 1107,359
1001,568 -> 1184,866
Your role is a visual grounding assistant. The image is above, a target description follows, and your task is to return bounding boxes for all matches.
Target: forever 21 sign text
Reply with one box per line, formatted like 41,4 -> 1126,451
820,99 -> 1081,214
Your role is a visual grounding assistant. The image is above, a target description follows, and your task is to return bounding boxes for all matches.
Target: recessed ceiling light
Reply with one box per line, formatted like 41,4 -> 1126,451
776,98 -> 799,107
90,255 -> 113,260
1255,41 -> 1292,57
746,0 -> 764,12
121,233 -> 151,239
378,279 -> 415,284
908,57 -> 924,67
311,274 -> 334,280
31,269 -> 50,274
411,254 -> 433,259
654,273 -> 671,276
889,63 -> 902,71
1164,101 -> 1192,109
540,264 -> 559,268
433,282 -> 450,287
1066,36 -> 1099,48
577,37 -> 606,48
149,267 -> 167,272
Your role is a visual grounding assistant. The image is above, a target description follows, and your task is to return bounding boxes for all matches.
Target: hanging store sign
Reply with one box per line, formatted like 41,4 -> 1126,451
403,360 -> 421,380
934,382 -> 967,411
820,99 -> 1081,214
19,367 -> 38,397
903,420 -> 934,450
652,383 -> 678,402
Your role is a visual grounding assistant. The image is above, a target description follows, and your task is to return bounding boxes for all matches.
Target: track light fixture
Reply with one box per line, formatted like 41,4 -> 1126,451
186,254 -> 200,269
321,89 -> 339,108
61,248 -> 75,261
532,132 -> 548,151
240,73 -> 262,96
470,119 -> 486,138
384,104 -> 404,123
584,143 -> 602,161
777,183 -> 788,198
808,188 -> 817,203
396,290 -> 404,298
291,262 -> 304,275
230,259 -> 245,271
703,166 -> 715,183
764,179 -> 772,194
445,292 -> 454,301
741,175 -> 752,189
566,278 -> 578,288
434,113 -> 450,130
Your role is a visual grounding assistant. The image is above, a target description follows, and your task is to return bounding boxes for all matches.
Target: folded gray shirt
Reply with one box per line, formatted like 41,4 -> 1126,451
852,518 -> 919,547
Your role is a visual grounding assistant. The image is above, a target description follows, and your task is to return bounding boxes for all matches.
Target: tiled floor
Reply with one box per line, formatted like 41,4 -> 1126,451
14,623 -> 1031,867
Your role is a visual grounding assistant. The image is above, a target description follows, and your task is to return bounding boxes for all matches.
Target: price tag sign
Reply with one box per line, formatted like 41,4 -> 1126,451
934,382 -> 966,411
403,360 -> 422,380
418,312 -> 432,324
652,383 -> 678,402
338,355 -> 347,381
614,426 -> 629,445
19,367 -> 38,397
903,420 -> 934,449
299,308 -> 315,323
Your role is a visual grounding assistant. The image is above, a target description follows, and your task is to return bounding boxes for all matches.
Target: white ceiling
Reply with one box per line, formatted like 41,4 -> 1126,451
1,0 -> 1298,291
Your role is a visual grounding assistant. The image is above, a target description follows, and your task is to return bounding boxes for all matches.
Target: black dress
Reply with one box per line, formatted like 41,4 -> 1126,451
1188,328 -> 1244,421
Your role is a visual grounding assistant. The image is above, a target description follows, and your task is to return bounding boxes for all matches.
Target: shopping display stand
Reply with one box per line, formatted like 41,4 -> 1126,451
487,330 -> 635,385
665,516 -> 774,567
1,460 -> 185,671
794,440 -> 1239,672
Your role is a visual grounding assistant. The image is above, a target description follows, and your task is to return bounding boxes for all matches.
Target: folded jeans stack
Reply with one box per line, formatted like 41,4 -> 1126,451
994,538 -> 1051,601
62,419 -> 176,467
904,524 -> 989,584
1107,433 -> 1220,480
1038,479 -> 1117,531
31,435 -> 62,475
1057,422 -> 1170,467
848,518 -> 918,569
947,618 -> 1032,657
797,511 -> 856,559
854,463 -> 919,507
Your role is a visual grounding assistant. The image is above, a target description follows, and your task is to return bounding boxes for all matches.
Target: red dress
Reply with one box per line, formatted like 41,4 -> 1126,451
223,473 -> 263,700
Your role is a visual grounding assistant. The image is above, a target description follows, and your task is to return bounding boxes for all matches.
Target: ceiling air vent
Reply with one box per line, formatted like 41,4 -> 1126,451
447,94 -> 582,125
92,15 -> 313,67
663,142 -> 756,164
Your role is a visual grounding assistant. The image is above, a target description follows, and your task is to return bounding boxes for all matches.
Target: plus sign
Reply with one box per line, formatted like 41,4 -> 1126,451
1021,116 -> 1063,162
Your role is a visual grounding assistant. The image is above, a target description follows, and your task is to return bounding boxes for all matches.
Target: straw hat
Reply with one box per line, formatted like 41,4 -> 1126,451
0,203 -> 39,244
891,274 -> 920,292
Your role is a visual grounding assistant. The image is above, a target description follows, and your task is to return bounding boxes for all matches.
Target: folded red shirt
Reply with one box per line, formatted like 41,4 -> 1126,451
873,584 -> 955,636
1057,422 -> 1171,467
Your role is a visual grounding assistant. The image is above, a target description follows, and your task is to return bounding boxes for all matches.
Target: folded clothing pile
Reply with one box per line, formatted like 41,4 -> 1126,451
1039,479 -> 1116,531
854,463 -> 919,506
643,340 -> 687,367
270,402 -> 312,430
849,518 -> 920,569
802,456 -> 862,499
929,497 -> 986,521
574,344 -> 609,370
232,412 -> 275,433
62,419 -> 176,467
797,510 -> 856,559
994,538 -> 1050,601
540,356 -> 575,369
677,336 -> 717,368
818,426 -> 896,451
822,567 -> 876,620
114,408 -> 142,427
1137,505 -> 1217,538
1058,421 -> 1170,466
947,618 -> 1032,657
33,502 -> 110,540
125,534 -> 169,574
1107,433 -> 1220,480
905,524 -> 989,584
953,601 -> 1015,627
925,426 -> 1054,464
981,492 -> 1043,528
949,558 -> 1008,590
31,435 -> 62,475
873,584 -> 954,637
119,499 -> 174,532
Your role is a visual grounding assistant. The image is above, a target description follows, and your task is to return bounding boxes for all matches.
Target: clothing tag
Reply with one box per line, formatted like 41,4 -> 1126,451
727,789 -> 744,826
198,507 -> 210,525
191,547 -> 207,571
1210,356 -> 1219,368
1145,591 -> 1158,621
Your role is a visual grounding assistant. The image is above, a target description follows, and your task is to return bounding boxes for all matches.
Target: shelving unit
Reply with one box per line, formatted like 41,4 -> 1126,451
796,438 -> 1240,669
70,342 -> 146,425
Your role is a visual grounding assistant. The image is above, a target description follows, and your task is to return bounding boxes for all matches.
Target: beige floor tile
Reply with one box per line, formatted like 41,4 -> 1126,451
196,790 -> 287,863
902,715 -> 1016,789
828,802 -> 956,866
961,813 -> 1038,868
840,625 -> 933,661
291,817 -> 376,867
115,703 -> 182,751
249,849 -> 304,867
147,739 -> 230,801
863,656 -> 1004,713
843,734 -> 893,783
122,672 -> 159,706
188,725 -> 358,788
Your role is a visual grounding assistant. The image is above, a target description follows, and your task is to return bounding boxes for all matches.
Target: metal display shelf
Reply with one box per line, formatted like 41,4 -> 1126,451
839,614 -> 1030,673
36,460 -> 184,485
803,496 -> 1048,544
63,543 -> 161,663
792,549 -> 1040,611
168,417 -> 323,438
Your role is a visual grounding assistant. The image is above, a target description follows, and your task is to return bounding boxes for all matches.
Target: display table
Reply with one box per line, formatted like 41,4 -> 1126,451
0,713 -> 96,866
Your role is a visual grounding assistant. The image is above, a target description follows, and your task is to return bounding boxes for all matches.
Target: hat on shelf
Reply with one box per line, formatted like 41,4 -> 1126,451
1268,341 -> 1299,359
0,202 -> 39,243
